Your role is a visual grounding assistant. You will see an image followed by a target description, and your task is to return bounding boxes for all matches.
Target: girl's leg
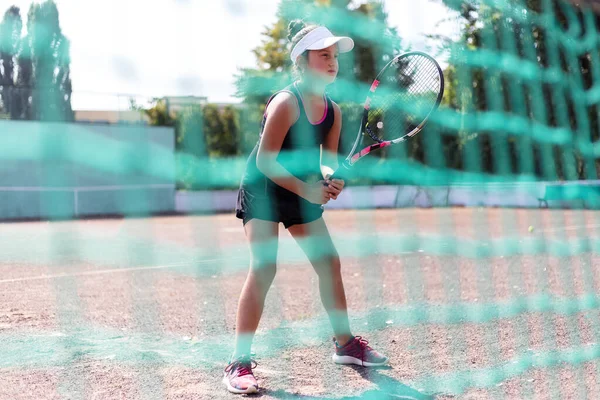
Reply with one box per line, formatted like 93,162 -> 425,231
288,217 -> 389,367
233,219 -> 280,358
288,217 -> 353,346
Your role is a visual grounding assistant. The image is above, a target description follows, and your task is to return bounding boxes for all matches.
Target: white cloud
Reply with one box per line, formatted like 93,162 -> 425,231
222,0 -> 248,17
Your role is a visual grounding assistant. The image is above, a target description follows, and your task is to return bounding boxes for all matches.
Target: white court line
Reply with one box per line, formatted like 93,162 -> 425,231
0,256 -> 248,284
535,224 -> 600,234
0,184 -> 174,192
222,227 -> 245,233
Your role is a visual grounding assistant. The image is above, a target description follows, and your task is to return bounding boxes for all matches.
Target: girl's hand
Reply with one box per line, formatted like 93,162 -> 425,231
302,182 -> 333,205
324,179 -> 344,200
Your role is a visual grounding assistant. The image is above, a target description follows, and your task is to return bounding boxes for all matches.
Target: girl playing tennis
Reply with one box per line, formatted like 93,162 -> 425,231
224,20 -> 388,395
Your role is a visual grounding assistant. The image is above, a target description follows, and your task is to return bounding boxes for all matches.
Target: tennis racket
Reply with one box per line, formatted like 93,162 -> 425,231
326,51 -> 444,181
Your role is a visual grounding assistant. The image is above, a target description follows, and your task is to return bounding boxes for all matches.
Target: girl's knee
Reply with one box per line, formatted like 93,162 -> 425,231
250,262 -> 277,283
314,255 -> 341,277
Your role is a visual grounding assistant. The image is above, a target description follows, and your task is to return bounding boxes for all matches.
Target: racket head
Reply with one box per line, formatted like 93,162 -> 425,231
340,52 -> 444,171
366,52 -> 444,142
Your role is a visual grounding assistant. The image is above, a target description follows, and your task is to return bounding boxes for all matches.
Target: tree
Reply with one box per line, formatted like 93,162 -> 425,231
142,98 -> 176,127
177,106 -> 205,155
176,106 -> 205,190
0,6 -> 22,118
431,0 -> 600,181
221,105 -> 240,156
252,18 -> 290,73
202,104 -> 238,157
0,1 -> 73,121
15,17 -> 32,120
345,1 -> 401,86
25,0 -> 74,121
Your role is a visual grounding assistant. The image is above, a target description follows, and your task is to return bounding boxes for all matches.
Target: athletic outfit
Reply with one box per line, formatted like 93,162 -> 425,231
235,82 -> 334,229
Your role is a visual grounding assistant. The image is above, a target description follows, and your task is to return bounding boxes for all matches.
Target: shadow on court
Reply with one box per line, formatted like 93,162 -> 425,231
253,366 -> 437,399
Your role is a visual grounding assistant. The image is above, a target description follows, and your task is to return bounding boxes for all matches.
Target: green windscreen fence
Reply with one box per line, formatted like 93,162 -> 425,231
2,0 -> 600,399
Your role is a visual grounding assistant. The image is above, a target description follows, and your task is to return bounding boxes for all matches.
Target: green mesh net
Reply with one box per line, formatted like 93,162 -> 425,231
2,0 -> 600,398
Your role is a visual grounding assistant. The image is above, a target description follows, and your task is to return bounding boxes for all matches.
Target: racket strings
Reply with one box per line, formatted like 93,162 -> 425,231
410,72 -> 440,94
400,57 -> 441,95
370,55 -> 442,139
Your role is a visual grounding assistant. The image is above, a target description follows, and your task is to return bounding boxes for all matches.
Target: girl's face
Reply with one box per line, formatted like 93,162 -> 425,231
305,44 -> 339,84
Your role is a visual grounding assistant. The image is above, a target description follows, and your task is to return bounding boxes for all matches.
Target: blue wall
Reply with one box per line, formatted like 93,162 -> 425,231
0,120 -> 175,219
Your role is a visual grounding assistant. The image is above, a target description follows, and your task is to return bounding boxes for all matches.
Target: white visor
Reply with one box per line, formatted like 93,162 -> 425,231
290,26 -> 354,64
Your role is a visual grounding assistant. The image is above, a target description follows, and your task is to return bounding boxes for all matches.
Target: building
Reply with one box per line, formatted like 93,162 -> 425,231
74,110 -> 149,124
164,96 -> 208,114
73,95 -> 208,125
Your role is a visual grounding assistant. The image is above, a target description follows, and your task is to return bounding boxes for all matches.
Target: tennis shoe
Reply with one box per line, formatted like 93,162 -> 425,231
332,336 -> 389,367
223,354 -> 259,394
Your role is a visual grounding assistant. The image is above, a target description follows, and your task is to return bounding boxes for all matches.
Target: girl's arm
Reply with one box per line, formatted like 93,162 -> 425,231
321,101 -> 345,199
256,93 -> 330,204
321,101 -> 341,179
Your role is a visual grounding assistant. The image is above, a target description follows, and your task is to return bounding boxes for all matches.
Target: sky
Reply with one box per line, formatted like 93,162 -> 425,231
0,0 -> 459,110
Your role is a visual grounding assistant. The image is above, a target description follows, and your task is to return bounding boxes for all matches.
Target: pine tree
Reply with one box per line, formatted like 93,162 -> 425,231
0,6 -> 22,118
25,0 -> 74,121
0,1 -> 73,121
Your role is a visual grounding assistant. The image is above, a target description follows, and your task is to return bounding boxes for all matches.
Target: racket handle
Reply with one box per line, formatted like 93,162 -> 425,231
322,161 -> 349,186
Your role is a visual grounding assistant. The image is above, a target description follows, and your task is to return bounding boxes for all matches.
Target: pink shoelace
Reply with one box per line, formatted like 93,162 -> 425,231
353,336 -> 371,366
225,357 -> 257,377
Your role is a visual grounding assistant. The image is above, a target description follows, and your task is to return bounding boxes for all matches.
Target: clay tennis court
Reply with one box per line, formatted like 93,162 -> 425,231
2,208 -> 600,399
